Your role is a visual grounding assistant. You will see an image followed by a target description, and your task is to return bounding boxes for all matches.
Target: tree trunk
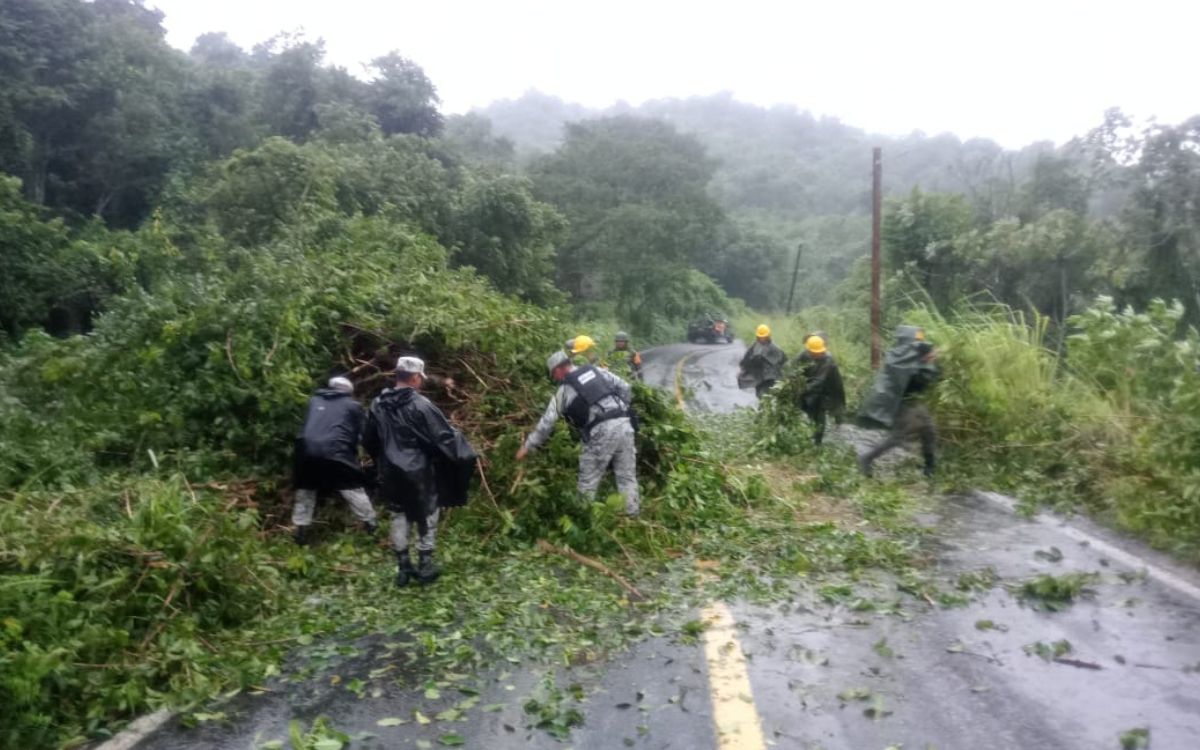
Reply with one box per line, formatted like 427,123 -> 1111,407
30,145 -> 49,205
95,189 -> 114,219
1056,259 -> 1068,361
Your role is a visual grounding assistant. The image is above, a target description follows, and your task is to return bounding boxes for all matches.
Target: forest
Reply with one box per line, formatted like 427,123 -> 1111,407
1,1 -> 1198,747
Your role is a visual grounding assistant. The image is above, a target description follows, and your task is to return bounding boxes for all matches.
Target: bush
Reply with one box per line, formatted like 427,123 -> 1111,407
0,199 -> 744,744
0,477 -> 286,748
1067,298 -> 1200,554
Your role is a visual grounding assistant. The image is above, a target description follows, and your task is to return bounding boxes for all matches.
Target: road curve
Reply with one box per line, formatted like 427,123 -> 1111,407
641,340 -> 758,413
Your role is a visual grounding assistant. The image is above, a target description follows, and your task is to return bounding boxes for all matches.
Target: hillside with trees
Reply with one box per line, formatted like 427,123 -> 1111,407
1,2 -> 1198,746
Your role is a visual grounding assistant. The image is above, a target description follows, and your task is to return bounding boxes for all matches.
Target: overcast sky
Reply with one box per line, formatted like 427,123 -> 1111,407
149,0 -> 1197,149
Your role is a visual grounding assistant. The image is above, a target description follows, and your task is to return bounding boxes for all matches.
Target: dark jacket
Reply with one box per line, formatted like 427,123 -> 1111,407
297,388 -> 364,467
740,340 -> 788,384
861,326 -> 941,427
363,387 -> 478,519
798,352 -> 846,418
293,388 -> 366,491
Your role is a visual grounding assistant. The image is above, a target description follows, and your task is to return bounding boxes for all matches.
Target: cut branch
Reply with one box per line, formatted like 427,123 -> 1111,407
536,539 -> 645,602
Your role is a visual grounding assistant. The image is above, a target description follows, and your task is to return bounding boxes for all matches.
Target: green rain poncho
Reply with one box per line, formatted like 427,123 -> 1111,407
860,325 -> 939,428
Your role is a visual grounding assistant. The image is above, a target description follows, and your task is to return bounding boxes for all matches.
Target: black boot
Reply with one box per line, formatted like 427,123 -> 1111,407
416,549 -> 440,585
395,549 -> 415,588
857,453 -> 874,478
293,525 -> 312,546
923,454 -> 936,478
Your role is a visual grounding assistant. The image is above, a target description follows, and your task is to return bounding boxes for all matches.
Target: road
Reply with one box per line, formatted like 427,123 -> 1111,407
644,341 -> 1200,749
127,341 -> 1200,750
640,339 -> 758,412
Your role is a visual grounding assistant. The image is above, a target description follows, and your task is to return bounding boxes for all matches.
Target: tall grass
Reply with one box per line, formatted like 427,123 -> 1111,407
903,304 -> 1120,448
754,296 -> 1200,562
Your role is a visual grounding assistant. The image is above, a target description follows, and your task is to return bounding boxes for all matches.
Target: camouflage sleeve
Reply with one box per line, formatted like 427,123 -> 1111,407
524,387 -> 566,451
600,367 -> 633,403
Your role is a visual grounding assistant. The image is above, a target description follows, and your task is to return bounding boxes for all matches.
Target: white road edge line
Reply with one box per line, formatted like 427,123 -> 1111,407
975,490 -> 1200,603
91,708 -> 174,750
701,601 -> 767,750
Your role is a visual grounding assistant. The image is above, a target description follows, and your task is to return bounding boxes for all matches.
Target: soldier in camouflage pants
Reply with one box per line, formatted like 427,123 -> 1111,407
576,418 -> 639,515
517,351 -> 641,517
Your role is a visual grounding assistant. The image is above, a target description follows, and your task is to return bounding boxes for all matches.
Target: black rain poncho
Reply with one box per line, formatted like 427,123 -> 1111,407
860,326 -> 939,428
363,387 -> 478,520
740,340 -> 788,385
293,388 -> 367,491
797,351 -> 846,420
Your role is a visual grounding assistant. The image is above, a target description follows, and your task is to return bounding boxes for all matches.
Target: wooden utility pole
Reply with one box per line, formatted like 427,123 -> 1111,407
785,242 -> 803,315
870,147 -> 882,370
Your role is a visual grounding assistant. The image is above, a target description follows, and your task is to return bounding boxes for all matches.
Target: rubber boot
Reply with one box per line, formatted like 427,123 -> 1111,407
293,525 -> 312,546
416,549 -> 440,585
857,453 -> 874,478
394,549 -> 415,588
922,453 -> 936,478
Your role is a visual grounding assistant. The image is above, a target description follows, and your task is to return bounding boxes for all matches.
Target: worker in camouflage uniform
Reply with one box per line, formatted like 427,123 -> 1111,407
858,326 -> 940,477
739,324 -> 788,399
795,334 -> 845,446
516,351 -> 640,517
607,331 -> 643,382
291,376 -> 378,545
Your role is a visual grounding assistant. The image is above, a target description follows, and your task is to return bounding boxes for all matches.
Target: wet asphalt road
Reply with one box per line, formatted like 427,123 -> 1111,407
640,340 -> 758,412
129,341 -> 1200,750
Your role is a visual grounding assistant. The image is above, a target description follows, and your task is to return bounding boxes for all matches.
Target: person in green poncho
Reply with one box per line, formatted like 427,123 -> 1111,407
858,325 -> 940,477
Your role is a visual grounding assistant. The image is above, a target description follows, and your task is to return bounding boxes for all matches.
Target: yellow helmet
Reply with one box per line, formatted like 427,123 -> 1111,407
805,335 -> 827,354
755,324 -> 771,338
571,335 -> 596,354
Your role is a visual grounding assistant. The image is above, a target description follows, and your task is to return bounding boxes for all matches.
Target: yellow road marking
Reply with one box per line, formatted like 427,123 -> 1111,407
701,601 -> 767,750
674,352 -> 695,410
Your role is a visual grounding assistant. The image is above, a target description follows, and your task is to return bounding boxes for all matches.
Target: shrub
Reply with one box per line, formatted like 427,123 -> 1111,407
0,477 -> 285,747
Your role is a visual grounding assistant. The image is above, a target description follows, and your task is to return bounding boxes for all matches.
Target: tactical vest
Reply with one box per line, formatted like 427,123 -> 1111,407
563,366 -> 628,435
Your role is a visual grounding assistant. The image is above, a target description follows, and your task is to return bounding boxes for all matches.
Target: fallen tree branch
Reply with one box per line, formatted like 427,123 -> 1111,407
1054,657 -> 1103,670
224,329 -> 248,385
536,539 -> 645,602
507,467 -> 526,498
476,463 -> 504,517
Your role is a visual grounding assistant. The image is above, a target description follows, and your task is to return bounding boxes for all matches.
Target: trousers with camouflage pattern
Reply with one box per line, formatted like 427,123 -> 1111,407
578,417 -> 640,516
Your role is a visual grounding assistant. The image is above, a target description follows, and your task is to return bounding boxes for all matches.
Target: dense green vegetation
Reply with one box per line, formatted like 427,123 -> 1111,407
756,296 -> 1200,561
484,93 -> 1200,325
1,1 -> 1198,746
